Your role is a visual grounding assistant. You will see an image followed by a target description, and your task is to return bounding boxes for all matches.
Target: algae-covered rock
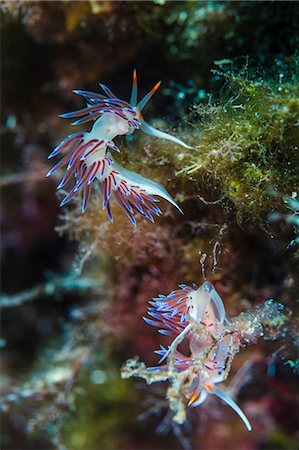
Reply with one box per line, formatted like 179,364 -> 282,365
1,2 -> 299,450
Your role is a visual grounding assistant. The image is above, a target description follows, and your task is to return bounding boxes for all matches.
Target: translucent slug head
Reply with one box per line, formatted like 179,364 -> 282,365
187,281 -> 227,331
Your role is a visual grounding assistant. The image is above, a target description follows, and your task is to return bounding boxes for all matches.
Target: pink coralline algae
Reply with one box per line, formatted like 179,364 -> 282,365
122,281 -> 286,429
46,70 -> 191,225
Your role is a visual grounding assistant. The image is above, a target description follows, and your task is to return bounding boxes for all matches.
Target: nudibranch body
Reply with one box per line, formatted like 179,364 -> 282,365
144,281 -> 252,431
46,70 -> 191,225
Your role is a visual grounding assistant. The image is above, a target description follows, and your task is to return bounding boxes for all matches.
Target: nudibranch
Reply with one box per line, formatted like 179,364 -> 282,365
46,70 -> 192,225
144,281 -> 253,431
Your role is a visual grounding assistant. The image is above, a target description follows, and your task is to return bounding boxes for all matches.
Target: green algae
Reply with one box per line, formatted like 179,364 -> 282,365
123,61 -> 299,225
183,64 -> 299,221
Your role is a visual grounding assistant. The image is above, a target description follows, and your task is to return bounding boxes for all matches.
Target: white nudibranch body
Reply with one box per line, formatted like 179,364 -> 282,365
145,281 -> 253,432
46,70 -> 192,224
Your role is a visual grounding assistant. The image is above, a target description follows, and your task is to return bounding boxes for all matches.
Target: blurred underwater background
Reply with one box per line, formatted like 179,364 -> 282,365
1,1 -> 299,449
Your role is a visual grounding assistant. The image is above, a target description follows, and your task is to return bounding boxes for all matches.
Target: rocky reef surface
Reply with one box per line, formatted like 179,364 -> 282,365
1,2 -> 298,449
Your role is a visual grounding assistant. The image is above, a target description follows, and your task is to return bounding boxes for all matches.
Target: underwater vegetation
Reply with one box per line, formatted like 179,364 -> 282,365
181,65 -> 299,221
1,1 -> 299,450
127,62 -> 299,224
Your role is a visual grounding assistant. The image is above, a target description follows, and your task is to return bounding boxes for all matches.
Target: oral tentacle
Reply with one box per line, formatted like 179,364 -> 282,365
140,121 -> 193,149
211,385 -> 252,432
